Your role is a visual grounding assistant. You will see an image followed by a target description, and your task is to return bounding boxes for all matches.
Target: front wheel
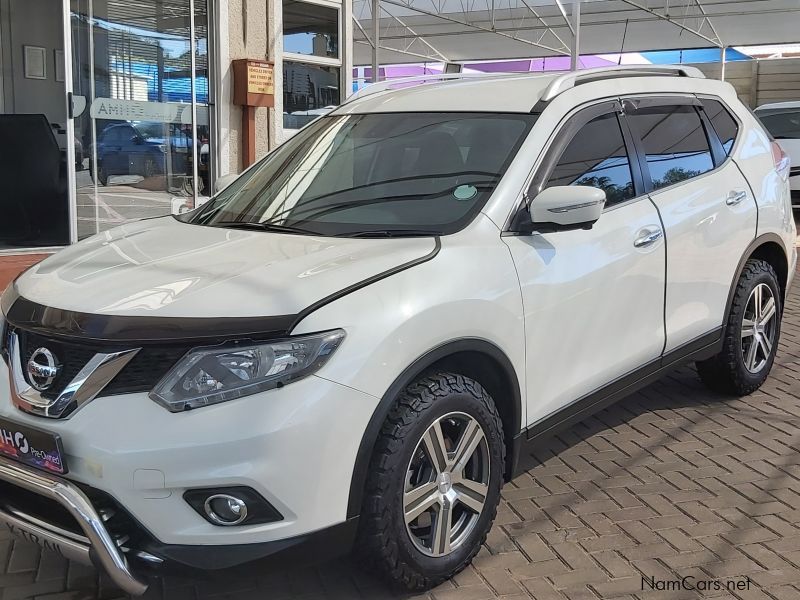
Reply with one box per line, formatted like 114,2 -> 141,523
697,259 -> 782,395
357,372 -> 505,591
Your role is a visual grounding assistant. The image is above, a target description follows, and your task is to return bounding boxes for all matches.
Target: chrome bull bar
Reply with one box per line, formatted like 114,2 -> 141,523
0,456 -> 148,595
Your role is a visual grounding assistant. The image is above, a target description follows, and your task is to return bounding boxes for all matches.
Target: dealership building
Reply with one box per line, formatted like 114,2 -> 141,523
1,0 -> 799,258
0,0 -> 353,250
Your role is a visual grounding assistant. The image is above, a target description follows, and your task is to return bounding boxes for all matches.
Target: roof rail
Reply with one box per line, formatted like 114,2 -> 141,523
539,65 -> 705,103
346,71 -> 517,103
343,65 -> 705,107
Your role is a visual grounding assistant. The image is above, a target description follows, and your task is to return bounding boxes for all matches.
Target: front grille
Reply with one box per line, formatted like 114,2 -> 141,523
19,330 -> 96,400
12,328 -> 189,399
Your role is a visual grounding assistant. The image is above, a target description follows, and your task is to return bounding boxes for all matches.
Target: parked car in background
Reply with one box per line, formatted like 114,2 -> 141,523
755,102 -> 800,206
89,122 -> 191,185
0,66 -> 795,595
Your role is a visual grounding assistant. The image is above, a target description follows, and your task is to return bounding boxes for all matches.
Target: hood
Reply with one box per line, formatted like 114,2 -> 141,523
14,217 -> 437,320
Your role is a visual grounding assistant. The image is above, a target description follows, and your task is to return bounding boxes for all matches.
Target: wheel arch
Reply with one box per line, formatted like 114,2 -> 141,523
346,339 -> 522,519
726,234 -> 789,319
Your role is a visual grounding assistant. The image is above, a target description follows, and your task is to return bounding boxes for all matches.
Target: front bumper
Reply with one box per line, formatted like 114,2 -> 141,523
0,456 -> 147,595
0,370 -> 376,546
0,359 -> 379,590
0,455 -> 360,594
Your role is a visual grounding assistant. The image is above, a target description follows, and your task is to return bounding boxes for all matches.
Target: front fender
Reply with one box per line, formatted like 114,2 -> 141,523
291,224 -> 526,518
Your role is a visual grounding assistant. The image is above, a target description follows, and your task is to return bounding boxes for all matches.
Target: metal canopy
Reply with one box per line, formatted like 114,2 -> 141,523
352,0 -> 800,66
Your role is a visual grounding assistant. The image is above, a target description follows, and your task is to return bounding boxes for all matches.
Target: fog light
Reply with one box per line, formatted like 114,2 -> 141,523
184,486 -> 283,526
204,494 -> 248,526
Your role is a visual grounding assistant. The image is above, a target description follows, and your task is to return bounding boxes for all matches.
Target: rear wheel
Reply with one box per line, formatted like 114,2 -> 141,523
697,259 -> 782,395
357,372 -> 505,591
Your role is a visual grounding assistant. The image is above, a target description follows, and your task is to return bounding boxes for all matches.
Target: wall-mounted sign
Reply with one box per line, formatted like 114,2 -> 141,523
233,59 -> 275,108
247,63 -> 274,95
23,46 -> 46,80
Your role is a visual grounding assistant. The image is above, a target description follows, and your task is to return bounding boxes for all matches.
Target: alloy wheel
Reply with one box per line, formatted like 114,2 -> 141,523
741,282 -> 778,373
403,412 -> 490,557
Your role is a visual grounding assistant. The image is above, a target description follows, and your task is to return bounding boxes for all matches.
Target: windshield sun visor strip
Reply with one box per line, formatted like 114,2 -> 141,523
2,297 -> 296,344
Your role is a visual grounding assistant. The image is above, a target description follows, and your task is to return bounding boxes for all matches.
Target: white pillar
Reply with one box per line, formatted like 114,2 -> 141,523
372,0 -> 380,82
342,0 -> 354,98
720,46 -> 727,81
570,0 -> 581,72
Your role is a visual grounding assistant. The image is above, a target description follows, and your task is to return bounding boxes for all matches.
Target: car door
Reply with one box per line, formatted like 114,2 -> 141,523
623,97 -> 757,352
503,100 -> 667,426
100,126 -> 125,174
117,125 -> 140,176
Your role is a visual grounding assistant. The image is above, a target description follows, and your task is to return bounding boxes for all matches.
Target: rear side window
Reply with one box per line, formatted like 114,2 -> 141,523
627,105 -> 714,191
545,113 -> 635,207
702,99 -> 739,155
758,111 -> 800,140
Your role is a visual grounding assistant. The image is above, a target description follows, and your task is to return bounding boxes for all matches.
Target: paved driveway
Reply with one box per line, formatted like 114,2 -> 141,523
1,278 -> 800,599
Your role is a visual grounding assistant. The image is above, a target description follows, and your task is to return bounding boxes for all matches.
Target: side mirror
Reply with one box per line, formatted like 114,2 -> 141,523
214,173 -> 239,194
528,185 -> 606,231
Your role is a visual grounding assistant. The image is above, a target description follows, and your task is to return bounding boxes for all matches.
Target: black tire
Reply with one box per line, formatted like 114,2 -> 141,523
144,156 -> 158,178
92,163 -> 108,186
696,259 -> 782,395
357,372 -> 505,591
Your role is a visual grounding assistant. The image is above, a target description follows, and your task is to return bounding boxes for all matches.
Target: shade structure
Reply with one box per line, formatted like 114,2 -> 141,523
353,0 -> 800,65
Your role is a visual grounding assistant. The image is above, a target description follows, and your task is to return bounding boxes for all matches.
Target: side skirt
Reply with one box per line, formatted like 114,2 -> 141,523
509,328 -> 722,478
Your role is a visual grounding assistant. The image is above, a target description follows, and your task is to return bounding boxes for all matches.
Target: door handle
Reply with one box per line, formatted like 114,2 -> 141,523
726,190 -> 747,206
634,227 -> 663,248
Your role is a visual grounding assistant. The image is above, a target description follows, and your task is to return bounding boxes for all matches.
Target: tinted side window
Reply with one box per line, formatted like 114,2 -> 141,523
106,127 -> 128,143
545,113 -> 635,207
627,105 -> 714,191
702,99 -> 739,155
758,111 -> 800,139
101,127 -> 119,143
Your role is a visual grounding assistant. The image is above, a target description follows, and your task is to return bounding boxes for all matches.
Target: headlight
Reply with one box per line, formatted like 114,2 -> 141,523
149,329 -> 345,412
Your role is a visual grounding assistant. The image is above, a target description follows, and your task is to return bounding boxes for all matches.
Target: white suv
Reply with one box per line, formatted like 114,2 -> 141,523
0,66 -> 795,594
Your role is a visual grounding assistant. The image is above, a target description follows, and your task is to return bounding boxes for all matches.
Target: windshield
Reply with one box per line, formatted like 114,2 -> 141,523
188,112 -> 536,237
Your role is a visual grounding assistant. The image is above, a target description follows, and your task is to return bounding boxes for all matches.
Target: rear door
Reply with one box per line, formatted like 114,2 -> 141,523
623,96 -> 757,352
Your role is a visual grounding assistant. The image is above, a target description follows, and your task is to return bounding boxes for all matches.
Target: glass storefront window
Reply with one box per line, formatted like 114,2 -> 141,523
70,0 -> 211,240
282,0 -> 339,60
0,0 -> 71,248
283,62 -> 340,132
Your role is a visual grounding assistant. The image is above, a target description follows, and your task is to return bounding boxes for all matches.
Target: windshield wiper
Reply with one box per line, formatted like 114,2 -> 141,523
339,229 -> 436,238
213,221 -> 319,235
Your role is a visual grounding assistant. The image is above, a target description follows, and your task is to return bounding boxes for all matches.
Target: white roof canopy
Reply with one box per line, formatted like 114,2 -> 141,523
353,0 -> 800,65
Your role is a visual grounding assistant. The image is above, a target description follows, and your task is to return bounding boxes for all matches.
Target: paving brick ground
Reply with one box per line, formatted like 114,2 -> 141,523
0,255 -> 49,291
1,269 -> 800,599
